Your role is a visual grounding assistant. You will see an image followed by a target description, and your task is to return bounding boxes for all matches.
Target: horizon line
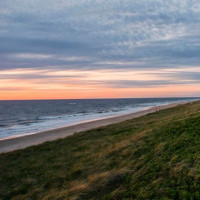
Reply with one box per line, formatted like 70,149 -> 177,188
0,96 -> 199,101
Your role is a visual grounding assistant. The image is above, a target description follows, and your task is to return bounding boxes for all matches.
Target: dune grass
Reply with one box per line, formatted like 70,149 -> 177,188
1,101 -> 200,199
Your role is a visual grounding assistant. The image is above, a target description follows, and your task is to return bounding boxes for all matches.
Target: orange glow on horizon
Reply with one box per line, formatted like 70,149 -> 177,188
1,85 -> 200,100
0,68 -> 200,100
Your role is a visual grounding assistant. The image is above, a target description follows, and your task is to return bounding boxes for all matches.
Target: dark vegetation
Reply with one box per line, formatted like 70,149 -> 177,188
1,101 -> 200,199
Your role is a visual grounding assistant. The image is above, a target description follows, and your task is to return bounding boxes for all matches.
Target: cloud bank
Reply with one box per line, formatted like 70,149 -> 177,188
0,0 -> 200,95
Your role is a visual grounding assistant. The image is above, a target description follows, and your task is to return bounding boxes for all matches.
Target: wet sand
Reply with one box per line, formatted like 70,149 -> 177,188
0,102 -> 188,153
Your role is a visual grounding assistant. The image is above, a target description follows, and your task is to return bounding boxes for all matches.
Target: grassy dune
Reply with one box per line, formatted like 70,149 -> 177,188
1,101 -> 200,199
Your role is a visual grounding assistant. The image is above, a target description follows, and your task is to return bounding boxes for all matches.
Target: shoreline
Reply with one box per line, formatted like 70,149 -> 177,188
0,101 -> 191,153
0,106 -> 151,141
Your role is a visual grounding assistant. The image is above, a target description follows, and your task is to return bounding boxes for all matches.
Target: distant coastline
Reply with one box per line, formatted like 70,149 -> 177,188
0,100 -> 194,153
0,97 -> 197,140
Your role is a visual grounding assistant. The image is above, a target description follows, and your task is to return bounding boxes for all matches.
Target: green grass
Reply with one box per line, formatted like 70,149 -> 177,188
1,101 -> 200,199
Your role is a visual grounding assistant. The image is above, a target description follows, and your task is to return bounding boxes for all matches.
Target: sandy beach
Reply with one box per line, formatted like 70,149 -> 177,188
0,102 -> 189,153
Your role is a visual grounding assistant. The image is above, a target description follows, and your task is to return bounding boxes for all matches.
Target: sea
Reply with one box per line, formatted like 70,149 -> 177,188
0,98 -> 198,140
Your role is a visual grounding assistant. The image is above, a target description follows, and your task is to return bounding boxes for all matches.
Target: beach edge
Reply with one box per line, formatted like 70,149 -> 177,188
0,101 -> 192,153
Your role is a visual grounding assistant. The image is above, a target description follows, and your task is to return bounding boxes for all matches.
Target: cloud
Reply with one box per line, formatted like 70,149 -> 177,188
0,0 -> 200,89
0,73 -> 82,80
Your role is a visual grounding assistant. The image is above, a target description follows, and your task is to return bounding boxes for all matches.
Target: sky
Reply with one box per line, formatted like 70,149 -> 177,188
0,0 -> 200,100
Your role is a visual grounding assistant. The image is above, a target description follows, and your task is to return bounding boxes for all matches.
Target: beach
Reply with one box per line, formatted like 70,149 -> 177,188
0,101 -> 188,154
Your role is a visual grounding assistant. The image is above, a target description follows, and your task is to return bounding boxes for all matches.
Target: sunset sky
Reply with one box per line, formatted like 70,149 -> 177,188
0,0 -> 200,100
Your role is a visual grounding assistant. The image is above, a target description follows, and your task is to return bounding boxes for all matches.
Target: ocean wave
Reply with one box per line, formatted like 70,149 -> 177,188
0,98 -> 198,139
